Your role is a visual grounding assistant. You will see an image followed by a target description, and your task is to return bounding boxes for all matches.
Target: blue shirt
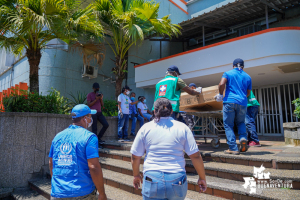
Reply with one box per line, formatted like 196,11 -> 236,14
129,104 -> 137,115
49,125 -> 99,198
222,68 -> 252,106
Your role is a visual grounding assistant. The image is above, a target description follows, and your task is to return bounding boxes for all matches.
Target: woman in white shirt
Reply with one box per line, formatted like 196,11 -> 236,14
137,96 -> 152,121
131,98 -> 207,200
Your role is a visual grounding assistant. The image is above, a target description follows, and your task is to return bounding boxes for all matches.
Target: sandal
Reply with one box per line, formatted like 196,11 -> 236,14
224,149 -> 240,155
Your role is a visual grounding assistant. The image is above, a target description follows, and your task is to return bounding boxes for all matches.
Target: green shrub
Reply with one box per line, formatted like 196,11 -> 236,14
102,100 -> 118,117
68,91 -> 88,107
292,98 -> 300,119
2,88 -> 70,114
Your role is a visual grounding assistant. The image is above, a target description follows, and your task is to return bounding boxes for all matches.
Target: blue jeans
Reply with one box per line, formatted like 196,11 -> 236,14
223,103 -> 247,151
118,113 -> 129,139
129,114 -> 144,134
142,171 -> 187,200
246,106 -> 260,143
142,113 -> 152,121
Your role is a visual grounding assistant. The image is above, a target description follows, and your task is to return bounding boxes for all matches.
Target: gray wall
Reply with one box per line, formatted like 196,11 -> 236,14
0,39 -> 117,101
0,112 -> 119,188
155,0 -> 188,25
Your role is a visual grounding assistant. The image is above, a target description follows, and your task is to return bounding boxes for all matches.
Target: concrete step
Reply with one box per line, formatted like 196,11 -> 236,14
101,169 -> 225,200
98,148 -> 300,186
28,178 -> 142,200
101,168 -> 300,200
100,142 -> 300,170
12,188 -> 46,200
98,157 -> 300,199
28,178 -> 219,200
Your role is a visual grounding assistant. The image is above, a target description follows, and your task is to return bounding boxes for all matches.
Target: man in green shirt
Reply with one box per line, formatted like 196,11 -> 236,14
153,65 -> 201,120
246,91 -> 261,146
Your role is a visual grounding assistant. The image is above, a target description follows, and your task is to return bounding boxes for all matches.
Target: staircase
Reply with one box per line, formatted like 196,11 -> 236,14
12,140 -> 300,200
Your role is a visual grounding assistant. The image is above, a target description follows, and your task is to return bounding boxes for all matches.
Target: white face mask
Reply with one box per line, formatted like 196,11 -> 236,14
85,116 -> 93,128
126,90 -> 130,95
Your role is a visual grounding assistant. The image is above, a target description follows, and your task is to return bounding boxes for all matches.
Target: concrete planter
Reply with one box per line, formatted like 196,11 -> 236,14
0,112 -> 123,188
283,122 -> 300,146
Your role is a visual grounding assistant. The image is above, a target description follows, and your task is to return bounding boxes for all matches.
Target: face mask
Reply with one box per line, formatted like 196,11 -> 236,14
131,97 -> 135,101
143,99 -> 147,103
85,116 -> 93,128
126,90 -> 130,95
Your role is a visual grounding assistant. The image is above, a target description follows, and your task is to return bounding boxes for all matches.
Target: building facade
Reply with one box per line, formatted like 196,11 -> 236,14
0,0 -> 299,136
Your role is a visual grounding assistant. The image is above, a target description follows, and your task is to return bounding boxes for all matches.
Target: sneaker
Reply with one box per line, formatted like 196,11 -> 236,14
123,138 -> 132,142
118,138 -> 124,142
99,139 -> 105,144
248,141 -> 261,147
224,149 -> 240,155
239,139 -> 248,152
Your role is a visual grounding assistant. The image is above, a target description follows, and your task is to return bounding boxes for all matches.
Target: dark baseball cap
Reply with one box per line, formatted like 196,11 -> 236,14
123,85 -> 132,91
93,82 -> 100,89
233,58 -> 244,67
189,83 -> 197,88
167,65 -> 182,75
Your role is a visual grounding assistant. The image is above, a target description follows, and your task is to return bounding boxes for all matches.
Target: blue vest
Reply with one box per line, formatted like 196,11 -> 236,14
50,125 -> 96,198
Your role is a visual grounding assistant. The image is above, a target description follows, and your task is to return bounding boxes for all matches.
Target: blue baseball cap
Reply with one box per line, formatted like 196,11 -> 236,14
233,58 -> 244,67
71,104 -> 96,118
167,65 -> 182,75
189,83 -> 197,88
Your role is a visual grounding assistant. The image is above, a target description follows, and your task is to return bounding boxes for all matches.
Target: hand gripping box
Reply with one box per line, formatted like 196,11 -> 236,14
179,85 -> 223,112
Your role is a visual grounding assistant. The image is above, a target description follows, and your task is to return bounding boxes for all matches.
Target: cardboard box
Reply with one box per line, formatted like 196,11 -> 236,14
179,85 -> 223,112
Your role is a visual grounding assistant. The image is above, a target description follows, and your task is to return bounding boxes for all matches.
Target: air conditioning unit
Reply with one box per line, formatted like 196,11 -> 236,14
82,65 -> 98,79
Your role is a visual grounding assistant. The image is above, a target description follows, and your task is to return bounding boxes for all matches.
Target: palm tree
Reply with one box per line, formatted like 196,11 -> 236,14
0,0 -> 103,93
94,0 -> 181,98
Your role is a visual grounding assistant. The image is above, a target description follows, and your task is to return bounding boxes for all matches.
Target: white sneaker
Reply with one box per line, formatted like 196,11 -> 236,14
118,138 -> 124,142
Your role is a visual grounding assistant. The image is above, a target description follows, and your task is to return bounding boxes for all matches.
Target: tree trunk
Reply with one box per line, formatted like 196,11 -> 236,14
115,77 -> 123,99
26,49 -> 41,93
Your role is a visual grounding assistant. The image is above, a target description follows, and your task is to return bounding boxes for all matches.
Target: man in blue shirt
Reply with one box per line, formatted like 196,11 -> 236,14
49,104 -> 107,200
215,58 -> 252,155
129,92 -> 144,136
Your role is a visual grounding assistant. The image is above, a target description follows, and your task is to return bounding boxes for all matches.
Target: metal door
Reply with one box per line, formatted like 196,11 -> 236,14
253,86 -> 283,136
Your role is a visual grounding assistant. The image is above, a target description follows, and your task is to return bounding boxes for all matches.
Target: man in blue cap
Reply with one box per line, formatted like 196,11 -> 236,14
49,104 -> 107,200
215,58 -> 252,155
153,66 -> 201,120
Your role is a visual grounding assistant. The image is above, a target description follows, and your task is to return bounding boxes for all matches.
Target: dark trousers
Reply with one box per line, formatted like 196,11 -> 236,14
178,112 -> 194,130
92,112 -> 109,140
171,112 -> 179,121
245,106 -> 260,143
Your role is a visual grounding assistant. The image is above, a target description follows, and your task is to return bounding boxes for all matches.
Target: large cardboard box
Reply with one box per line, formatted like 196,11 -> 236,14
179,85 -> 223,112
